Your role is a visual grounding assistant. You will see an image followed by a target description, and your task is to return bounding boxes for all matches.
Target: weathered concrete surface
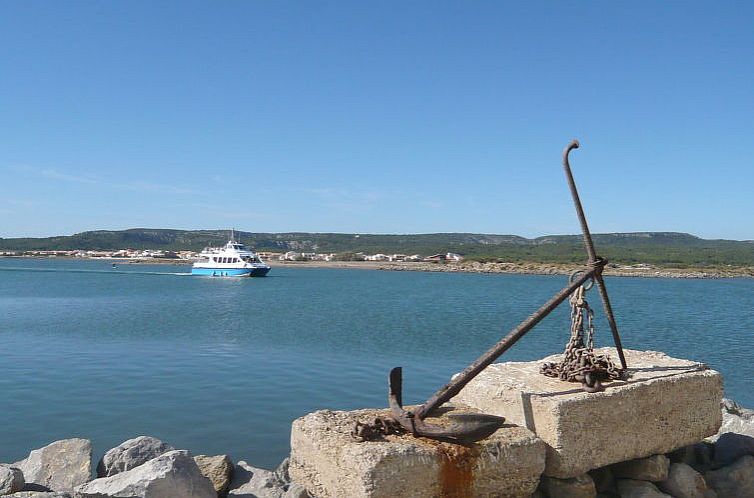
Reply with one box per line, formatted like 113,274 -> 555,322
454,349 -> 723,478
14,439 -> 92,492
289,406 -> 545,498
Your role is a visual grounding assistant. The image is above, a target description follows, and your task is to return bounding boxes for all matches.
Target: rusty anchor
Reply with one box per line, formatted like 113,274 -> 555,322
381,139 -> 628,443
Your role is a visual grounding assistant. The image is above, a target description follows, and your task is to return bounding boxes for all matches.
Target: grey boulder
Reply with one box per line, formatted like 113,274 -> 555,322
712,432 -> 754,468
657,462 -> 708,498
282,483 -> 309,498
96,436 -> 174,477
1,465 -> 25,494
5,493 -> 72,497
228,461 -> 285,498
13,439 -> 92,492
704,455 -> 754,498
710,398 -> 754,441
612,454 -> 670,482
75,450 -> 215,498
540,474 -> 596,498
616,479 -> 671,497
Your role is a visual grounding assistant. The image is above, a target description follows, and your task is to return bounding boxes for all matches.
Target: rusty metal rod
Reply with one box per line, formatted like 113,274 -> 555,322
413,263 -> 602,420
562,140 -> 627,371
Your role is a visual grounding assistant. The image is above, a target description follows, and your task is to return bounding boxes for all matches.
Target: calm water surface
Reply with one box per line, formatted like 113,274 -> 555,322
1,258 -> 752,468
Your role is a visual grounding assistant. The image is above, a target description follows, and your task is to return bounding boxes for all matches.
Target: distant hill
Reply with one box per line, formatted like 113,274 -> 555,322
1,229 -> 753,267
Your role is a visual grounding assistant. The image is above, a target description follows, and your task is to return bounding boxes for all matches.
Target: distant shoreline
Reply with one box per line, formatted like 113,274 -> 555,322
3,256 -> 753,279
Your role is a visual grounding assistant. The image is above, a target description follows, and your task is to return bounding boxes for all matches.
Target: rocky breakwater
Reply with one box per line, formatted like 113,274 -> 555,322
1,397 -> 752,497
378,261 -> 754,279
286,350 -> 753,497
1,435 -> 307,498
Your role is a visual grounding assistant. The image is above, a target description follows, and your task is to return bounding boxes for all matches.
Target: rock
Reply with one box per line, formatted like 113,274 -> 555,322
704,455 -> 754,497
194,455 -> 233,497
290,407 -> 545,498
612,455 -> 670,482
589,466 -> 614,494
709,399 -> 754,441
74,450 -> 215,498
96,436 -> 174,477
712,432 -> 754,467
282,483 -> 309,498
5,493 -> 72,497
14,439 -> 92,492
1,465 -> 25,495
540,474 -> 596,498
657,463 -> 708,498
454,349 -> 723,477
274,458 -> 290,485
615,479 -> 671,497
669,442 -> 714,471
228,461 -> 285,498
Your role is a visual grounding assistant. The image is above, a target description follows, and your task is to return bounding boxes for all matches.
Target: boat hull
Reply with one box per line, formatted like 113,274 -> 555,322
191,266 -> 270,277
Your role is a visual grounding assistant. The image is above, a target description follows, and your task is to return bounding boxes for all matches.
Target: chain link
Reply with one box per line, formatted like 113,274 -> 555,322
541,284 -> 624,391
352,417 -> 406,442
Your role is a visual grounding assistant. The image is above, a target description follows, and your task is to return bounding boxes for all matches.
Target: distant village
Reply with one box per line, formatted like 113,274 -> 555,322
0,249 -> 464,263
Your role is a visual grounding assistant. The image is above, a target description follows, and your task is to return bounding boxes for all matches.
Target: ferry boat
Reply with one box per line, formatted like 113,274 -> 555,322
191,236 -> 270,277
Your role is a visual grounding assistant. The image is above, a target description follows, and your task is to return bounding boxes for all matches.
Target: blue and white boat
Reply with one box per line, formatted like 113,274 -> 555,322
191,237 -> 270,277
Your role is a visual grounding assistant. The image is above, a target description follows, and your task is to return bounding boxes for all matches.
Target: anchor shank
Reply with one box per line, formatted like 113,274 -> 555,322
562,139 -> 598,264
413,265 -> 600,420
562,140 -> 627,371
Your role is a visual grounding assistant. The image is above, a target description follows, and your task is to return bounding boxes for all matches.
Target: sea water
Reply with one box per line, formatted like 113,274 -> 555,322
1,258 -> 752,468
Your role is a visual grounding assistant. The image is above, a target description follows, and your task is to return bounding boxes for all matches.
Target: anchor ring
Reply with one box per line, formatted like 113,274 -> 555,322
569,270 -> 595,291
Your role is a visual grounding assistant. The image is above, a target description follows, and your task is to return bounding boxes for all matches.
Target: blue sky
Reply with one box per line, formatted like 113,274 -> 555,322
2,1 -> 753,239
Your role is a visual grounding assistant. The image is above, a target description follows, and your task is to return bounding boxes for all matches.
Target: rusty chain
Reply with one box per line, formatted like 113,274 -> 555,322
352,416 -> 406,442
541,281 -> 625,392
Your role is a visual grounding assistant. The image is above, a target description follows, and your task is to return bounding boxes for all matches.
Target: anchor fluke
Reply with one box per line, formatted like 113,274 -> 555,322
388,367 -> 505,443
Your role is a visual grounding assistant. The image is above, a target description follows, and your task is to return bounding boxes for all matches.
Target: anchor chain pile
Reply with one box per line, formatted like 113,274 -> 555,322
352,417 -> 405,442
541,283 -> 624,392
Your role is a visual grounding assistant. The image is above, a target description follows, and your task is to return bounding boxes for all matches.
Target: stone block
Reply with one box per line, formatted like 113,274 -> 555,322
454,349 -> 723,478
289,406 -> 545,498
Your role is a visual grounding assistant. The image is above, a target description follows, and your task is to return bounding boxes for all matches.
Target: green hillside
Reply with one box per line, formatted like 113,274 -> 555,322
1,229 -> 753,267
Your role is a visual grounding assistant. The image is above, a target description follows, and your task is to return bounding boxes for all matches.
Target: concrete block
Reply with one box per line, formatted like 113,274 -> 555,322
454,349 -> 723,478
289,406 -> 545,498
